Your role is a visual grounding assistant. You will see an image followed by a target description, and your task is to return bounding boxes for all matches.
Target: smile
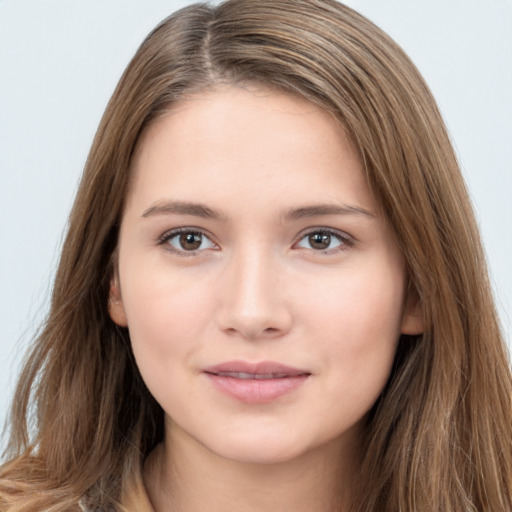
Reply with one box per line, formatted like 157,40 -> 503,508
203,361 -> 310,404
211,372 -> 294,380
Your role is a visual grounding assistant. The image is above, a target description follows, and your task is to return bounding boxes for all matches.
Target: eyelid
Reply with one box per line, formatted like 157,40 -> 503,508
156,226 -> 355,256
293,227 -> 355,252
157,227 -> 219,256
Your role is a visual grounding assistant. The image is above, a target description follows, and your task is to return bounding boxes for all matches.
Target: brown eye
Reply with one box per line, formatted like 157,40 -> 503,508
295,230 -> 346,252
164,230 -> 216,254
308,232 -> 332,250
179,232 -> 203,251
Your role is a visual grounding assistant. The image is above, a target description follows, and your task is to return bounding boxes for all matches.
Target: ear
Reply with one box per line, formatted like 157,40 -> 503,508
400,288 -> 425,335
108,272 -> 128,327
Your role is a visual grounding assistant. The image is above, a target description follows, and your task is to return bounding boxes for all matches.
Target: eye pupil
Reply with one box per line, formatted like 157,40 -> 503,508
309,232 -> 331,250
180,232 -> 202,250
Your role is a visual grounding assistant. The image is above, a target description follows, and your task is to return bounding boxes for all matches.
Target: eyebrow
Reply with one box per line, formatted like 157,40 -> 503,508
141,200 -> 375,221
283,204 -> 375,220
142,201 -> 227,221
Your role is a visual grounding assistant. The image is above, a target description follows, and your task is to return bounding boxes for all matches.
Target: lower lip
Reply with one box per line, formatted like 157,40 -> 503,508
205,373 -> 309,404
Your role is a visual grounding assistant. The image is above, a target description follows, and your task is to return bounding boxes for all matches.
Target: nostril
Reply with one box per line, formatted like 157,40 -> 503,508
221,322 -> 288,340
215,287 -> 293,339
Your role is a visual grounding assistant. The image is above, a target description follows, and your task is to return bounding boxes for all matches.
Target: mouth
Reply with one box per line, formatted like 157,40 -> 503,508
209,371 -> 298,380
203,361 -> 311,404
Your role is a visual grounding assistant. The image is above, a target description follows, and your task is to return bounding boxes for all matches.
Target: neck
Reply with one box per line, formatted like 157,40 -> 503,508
144,421 -> 359,512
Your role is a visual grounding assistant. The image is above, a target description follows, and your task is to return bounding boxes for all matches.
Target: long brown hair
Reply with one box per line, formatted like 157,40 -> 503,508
1,1 -> 510,510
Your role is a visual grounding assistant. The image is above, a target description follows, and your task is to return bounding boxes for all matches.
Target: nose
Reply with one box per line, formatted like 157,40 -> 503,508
215,247 -> 292,340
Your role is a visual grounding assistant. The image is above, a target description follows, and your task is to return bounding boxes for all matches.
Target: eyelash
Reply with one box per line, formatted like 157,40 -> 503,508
158,227 -> 217,257
294,228 -> 354,254
157,227 -> 354,256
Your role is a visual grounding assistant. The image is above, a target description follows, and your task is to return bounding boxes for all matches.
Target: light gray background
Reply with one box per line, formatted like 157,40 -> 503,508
1,0 -> 511,440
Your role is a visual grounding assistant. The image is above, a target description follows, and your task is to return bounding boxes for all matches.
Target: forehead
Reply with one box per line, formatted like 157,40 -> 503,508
126,85 -> 374,216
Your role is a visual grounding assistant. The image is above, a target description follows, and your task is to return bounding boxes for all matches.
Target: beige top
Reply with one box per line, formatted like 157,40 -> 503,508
121,477 -> 155,512
79,476 -> 154,512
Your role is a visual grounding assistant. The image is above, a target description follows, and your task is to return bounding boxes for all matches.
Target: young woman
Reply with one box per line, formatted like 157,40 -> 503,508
1,1 -> 510,511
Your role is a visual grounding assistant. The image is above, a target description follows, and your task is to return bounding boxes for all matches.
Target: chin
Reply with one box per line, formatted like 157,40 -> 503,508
204,428 -> 322,466
219,443 -> 305,465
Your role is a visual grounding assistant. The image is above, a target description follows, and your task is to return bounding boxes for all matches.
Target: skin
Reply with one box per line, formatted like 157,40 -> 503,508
109,85 -> 423,512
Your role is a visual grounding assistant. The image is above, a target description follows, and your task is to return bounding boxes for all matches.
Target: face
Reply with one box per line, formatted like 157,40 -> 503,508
110,85 -> 423,466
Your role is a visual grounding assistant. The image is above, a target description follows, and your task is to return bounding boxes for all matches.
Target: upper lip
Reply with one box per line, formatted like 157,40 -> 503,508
203,360 -> 310,378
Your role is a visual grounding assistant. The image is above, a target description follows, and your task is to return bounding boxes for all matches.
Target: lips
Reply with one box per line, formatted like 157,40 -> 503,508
203,361 -> 310,404
212,371 -> 292,380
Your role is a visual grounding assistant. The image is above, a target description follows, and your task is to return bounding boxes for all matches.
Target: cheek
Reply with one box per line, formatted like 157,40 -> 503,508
303,262 -> 404,337
302,260 -> 405,401
120,268 -> 215,372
